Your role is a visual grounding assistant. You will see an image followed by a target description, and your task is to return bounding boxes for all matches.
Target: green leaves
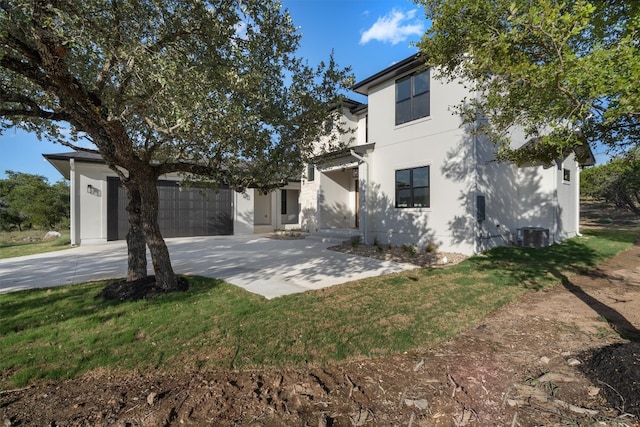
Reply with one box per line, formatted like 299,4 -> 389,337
0,0 -> 353,186
416,0 -> 639,164
0,171 -> 69,230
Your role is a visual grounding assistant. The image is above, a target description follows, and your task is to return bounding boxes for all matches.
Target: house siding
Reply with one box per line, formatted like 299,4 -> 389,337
364,68 -> 477,254
304,57 -> 588,255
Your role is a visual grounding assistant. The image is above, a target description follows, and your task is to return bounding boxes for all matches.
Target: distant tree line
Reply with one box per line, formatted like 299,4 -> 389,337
581,150 -> 640,215
0,171 -> 70,231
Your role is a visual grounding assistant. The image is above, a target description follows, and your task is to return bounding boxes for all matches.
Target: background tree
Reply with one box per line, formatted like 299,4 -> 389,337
416,0 -> 639,164
0,171 -> 70,230
581,151 -> 640,214
0,0 -> 352,290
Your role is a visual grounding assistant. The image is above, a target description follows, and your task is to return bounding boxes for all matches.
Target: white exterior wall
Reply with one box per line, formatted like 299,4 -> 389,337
234,189 -> 254,235
364,71 -> 476,254
300,167 -> 319,232
75,162 -> 115,244
319,168 -> 356,229
475,128 -> 581,250
556,154 -> 580,239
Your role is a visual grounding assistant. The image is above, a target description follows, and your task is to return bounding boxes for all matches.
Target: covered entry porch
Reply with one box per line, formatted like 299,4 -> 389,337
312,143 -> 374,237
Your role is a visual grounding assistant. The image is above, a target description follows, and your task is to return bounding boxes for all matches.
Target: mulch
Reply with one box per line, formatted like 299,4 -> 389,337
580,341 -> 640,417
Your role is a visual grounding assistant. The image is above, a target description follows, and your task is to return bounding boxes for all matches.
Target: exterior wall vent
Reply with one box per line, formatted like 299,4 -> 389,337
516,227 -> 550,248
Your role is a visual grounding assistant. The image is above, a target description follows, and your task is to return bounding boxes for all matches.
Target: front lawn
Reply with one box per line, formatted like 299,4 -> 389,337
0,228 -> 636,389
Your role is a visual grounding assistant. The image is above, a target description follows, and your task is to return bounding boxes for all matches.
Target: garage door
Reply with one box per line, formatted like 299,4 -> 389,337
107,178 -> 233,241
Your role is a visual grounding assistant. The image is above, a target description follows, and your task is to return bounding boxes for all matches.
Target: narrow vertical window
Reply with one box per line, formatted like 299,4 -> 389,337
307,164 -> 315,181
281,189 -> 287,214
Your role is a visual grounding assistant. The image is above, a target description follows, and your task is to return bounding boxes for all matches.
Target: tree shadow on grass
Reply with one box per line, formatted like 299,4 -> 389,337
472,237 -> 640,416
0,276 -> 224,335
96,275 -> 190,302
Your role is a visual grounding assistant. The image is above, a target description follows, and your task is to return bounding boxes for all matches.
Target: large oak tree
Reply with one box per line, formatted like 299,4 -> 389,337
416,0 -> 639,164
1,0 -> 352,289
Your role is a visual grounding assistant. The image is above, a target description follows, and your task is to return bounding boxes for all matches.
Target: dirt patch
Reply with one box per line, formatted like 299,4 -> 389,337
2,206 -> 640,426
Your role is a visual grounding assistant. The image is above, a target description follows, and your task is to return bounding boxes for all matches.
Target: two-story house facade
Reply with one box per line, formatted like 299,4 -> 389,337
47,54 -> 593,252
300,54 -> 594,255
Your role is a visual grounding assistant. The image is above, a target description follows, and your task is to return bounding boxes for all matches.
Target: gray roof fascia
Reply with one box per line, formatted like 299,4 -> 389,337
351,54 -> 425,95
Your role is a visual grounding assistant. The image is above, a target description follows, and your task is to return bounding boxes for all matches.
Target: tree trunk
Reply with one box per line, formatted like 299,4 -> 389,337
124,183 -> 147,282
136,175 -> 179,290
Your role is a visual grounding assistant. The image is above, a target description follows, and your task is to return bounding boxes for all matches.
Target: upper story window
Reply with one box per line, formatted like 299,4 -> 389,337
396,70 -> 430,125
307,163 -> 315,182
563,168 -> 571,182
396,166 -> 430,208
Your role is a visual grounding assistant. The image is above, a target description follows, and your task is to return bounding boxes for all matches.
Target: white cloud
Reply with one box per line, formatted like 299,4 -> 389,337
360,9 -> 424,45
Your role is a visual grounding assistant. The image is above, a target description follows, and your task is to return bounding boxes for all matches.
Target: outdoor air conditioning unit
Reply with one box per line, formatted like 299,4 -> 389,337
517,227 -> 549,248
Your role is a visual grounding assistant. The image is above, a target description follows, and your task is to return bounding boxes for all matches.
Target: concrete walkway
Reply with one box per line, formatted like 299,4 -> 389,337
0,235 -> 415,298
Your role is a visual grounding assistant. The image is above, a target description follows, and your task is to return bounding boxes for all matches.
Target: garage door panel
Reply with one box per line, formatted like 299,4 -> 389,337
107,178 -> 233,240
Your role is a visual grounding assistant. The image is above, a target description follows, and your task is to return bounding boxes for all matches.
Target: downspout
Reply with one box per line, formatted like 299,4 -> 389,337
69,158 -> 77,246
350,149 -> 368,243
473,121 -> 479,254
553,160 -> 559,244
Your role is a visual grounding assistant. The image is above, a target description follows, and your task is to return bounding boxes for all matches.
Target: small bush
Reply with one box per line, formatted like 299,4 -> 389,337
425,241 -> 437,253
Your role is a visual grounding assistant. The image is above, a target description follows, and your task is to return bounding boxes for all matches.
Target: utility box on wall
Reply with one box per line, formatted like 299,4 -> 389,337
517,227 -> 550,248
476,195 -> 486,222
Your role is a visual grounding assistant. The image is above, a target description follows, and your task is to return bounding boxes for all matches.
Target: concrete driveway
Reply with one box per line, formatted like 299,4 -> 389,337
0,235 -> 414,298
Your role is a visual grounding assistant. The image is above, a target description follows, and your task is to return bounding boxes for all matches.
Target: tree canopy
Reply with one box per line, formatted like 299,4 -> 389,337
581,150 -> 640,214
416,0 -> 639,164
0,171 -> 69,230
0,0 -> 352,289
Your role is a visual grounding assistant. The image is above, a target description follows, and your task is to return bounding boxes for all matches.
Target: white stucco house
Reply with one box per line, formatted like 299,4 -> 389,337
299,54 -> 594,255
45,54 -> 593,253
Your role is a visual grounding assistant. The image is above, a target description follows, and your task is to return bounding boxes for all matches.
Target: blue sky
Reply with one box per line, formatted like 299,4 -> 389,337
0,0 -> 426,183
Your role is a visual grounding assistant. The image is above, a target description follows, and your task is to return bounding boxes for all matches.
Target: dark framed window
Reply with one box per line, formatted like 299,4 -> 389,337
307,164 -> 315,181
396,70 -> 430,125
281,189 -> 287,214
563,168 -> 571,182
396,166 -> 430,208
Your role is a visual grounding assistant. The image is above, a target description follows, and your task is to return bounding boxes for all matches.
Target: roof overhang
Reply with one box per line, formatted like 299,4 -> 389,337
518,136 -> 596,168
314,143 -> 375,171
352,54 -> 425,95
43,151 -> 106,180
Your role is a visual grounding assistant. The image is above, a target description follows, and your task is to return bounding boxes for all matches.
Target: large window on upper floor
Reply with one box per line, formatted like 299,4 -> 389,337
395,166 -> 430,208
396,69 -> 430,125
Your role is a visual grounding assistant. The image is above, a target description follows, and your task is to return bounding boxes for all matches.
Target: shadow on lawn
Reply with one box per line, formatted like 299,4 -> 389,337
0,276 -> 224,335
468,234 -> 640,342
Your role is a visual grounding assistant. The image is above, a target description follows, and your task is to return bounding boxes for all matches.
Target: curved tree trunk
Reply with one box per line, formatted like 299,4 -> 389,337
124,183 -> 147,282
137,175 -> 179,290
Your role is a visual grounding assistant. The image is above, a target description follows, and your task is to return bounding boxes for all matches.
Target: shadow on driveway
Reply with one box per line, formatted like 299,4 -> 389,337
0,235 -> 413,298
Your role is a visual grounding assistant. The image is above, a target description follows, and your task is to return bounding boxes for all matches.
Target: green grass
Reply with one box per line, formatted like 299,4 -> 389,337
0,230 -> 72,259
0,228 -> 636,389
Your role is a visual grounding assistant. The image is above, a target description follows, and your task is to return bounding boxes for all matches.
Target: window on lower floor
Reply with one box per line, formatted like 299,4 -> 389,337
396,166 -> 430,208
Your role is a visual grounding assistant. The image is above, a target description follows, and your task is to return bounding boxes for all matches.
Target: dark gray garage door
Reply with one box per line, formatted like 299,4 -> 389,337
107,178 -> 233,241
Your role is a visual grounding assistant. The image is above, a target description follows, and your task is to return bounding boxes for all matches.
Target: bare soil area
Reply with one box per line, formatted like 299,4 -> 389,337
2,205 -> 640,426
